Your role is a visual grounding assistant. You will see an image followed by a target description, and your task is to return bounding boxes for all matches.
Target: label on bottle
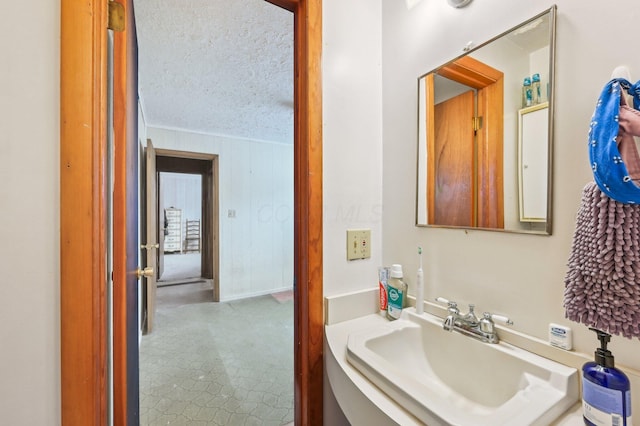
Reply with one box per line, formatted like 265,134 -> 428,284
387,287 -> 404,319
583,378 -> 631,425
525,88 -> 532,106
534,84 -> 542,104
379,281 -> 388,310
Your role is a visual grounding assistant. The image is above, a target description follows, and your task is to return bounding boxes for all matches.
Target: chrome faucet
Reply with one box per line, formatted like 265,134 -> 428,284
436,297 -> 513,344
442,301 -> 460,331
463,304 -> 480,327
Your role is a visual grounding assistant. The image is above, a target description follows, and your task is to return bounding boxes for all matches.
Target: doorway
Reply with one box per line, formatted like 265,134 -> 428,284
59,0 -> 323,423
155,150 -> 218,295
158,172 -> 203,283
141,147 -> 219,335
154,151 -> 218,287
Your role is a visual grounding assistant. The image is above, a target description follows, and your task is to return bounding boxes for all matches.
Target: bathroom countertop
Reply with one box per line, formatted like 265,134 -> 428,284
325,312 -> 584,426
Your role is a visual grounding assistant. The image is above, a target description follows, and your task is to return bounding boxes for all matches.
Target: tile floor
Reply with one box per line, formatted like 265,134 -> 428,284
140,279 -> 294,425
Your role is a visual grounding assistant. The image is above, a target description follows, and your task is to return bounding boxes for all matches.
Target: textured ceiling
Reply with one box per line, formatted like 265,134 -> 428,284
134,0 -> 294,144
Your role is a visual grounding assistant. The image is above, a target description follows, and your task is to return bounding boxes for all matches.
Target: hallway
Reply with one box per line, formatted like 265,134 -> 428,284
139,281 -> 294,425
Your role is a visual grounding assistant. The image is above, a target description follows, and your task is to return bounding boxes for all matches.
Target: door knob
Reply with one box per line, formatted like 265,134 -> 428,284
141,243 -> 159,250
136,267 -> 154,278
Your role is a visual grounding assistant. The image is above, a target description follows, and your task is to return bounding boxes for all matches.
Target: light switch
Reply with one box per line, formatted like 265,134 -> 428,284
346,229 -> 371,260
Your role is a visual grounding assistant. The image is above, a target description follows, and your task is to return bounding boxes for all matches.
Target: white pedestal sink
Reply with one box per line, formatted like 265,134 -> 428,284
346,309 -> 579,426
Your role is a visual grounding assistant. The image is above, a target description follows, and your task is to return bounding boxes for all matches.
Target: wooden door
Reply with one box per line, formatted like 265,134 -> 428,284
143,138 -> 158,333
433,90 -> 476,226
112,0 -> 140,423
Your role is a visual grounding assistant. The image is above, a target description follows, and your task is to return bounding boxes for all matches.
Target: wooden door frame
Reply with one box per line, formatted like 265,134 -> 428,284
60,0 -> 323,424
154,149 -> 220,302
60,1 -> 108,423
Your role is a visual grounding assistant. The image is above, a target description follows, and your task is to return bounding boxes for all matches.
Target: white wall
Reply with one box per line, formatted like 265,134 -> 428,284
322,0 -> 383,422
160,172 -> 202,227
0,0 -> 60,424
381,0 -> 640,412
147,127 -> 294,301
322,0 -> 384,297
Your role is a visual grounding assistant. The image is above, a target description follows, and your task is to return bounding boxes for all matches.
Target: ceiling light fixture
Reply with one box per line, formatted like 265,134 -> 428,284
512,18 -> 543,35
447,0 -> 473,8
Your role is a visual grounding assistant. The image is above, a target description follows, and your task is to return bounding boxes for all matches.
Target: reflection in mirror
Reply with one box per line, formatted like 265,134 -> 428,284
416,6 -> 556,234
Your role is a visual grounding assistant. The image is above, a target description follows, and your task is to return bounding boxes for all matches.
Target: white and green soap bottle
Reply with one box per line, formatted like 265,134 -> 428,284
386,264 -> 407,320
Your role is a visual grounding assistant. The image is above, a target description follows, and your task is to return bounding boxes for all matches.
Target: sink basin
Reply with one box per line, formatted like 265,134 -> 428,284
346,309 -> 579,425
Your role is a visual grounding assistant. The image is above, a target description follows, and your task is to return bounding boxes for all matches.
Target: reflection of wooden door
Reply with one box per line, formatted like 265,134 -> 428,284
433,90 -> 475,226
144,139 -> 157,333
426,56 -> 504,229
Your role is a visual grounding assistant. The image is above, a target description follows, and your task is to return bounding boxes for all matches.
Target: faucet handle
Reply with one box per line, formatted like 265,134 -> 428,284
436,297 -> 460,315
482,312 -> 513,326
480,312 -> 495,334
436,297 -> 457,307
490,313 -> 514,326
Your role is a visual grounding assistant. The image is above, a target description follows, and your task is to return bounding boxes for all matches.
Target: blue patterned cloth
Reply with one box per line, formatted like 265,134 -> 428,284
589,78 -> 640,204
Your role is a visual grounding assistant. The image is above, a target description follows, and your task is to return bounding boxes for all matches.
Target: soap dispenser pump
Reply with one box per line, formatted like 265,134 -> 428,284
582,328 -> 631,426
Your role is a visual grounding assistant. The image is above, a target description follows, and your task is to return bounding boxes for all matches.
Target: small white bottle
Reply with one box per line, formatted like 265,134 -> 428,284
386,264 -> 408,321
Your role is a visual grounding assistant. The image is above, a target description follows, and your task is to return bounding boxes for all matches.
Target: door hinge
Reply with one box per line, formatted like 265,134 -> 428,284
472,116 -> 483,133
108,1 -> 125,32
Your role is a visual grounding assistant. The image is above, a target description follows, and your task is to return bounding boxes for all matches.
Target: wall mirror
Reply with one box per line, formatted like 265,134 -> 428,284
416,6 -> 556,235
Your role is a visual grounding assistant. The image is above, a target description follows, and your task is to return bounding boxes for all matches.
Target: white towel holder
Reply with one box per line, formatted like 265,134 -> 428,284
611,65 -> 631,81
611,66 -> 633,105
